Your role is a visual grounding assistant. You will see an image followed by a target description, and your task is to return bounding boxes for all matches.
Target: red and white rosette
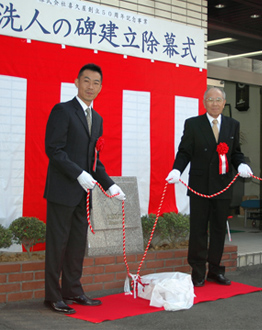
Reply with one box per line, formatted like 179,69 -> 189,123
216,142 -> 229,174
93,137 -> 104,172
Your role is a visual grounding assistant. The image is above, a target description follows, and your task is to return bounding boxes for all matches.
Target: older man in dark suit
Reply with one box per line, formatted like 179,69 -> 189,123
44,63 -> 125,314
166,87 -> 252,287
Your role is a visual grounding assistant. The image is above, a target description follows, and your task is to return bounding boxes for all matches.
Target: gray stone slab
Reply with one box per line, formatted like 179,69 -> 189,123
86,176 -> 144,256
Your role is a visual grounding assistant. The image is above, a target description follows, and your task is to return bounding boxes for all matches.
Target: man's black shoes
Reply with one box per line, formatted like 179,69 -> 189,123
192,273 -> 231,286
44,300 -> 76,314
207,273 -> 231,285
192,278 -> 205,287
63,294 -> 102,306
44,295 -> 102,313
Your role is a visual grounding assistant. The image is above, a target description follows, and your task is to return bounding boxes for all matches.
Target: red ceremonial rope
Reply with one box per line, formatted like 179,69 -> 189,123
86,182 -> 119,234
121,198 -> 131,278
135,182 -> 168,279
86,173 -> 261,291
179,172 -> 240,198
251,174 -> 262,181
86,183 -> 133,282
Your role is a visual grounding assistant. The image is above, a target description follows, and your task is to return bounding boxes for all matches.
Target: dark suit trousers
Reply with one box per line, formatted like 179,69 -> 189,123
45,194 -> 88,301
188,196 -> 231,280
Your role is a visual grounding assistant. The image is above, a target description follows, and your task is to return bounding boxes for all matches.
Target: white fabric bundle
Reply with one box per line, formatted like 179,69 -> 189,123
137,272 -> 194,311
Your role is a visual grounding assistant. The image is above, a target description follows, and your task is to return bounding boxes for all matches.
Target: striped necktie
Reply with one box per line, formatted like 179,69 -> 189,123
85,107 -> 91,134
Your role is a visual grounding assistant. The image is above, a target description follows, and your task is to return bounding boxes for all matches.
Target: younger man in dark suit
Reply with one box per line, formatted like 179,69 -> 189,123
166,87 -> 252,287
44,63 -> 125,314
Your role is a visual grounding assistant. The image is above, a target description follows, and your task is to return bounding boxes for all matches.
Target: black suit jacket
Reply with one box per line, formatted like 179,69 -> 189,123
173,114 -> 245,199
44,97 -> 114,206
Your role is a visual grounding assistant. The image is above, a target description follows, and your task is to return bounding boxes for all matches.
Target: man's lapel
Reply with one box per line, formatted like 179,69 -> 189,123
199,114 -> 217,147
90,108 -> 100,138
218,115 -> 230,143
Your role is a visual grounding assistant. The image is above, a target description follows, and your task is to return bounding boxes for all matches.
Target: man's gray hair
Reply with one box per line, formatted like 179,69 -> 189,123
204,87 -> 226,100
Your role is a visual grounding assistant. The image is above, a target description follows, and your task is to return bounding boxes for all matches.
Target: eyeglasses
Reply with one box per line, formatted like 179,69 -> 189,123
205,97 -> 224,103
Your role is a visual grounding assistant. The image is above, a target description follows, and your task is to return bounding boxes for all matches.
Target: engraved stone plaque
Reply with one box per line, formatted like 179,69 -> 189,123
86,176 -> 144,256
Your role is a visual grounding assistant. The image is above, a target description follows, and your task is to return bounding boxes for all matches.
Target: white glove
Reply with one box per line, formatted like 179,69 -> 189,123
109,184 -> 126,201
165,169 -> 181,184
238,163 -> 253,178
77,171 -> 97,190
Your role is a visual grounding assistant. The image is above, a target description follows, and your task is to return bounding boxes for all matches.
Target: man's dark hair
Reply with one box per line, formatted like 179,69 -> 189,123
78,63 -> 103,82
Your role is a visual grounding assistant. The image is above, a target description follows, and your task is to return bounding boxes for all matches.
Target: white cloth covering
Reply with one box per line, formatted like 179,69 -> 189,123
137,272 -> 194,311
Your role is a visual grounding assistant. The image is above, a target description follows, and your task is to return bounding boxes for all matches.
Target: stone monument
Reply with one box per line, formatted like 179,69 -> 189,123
86,176 -> 144,256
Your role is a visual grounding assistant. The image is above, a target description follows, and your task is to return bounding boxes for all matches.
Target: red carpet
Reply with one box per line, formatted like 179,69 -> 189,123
67,281 -> 262,323
193,280 -> 261,304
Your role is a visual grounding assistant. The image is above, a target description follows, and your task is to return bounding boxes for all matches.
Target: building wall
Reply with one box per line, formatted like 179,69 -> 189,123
225,82 -> 261,198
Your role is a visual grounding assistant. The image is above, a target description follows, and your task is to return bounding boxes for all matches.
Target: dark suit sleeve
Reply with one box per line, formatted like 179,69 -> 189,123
229,120 -> 245,170
45,103 -> 83,180
173,119 -> 194,173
